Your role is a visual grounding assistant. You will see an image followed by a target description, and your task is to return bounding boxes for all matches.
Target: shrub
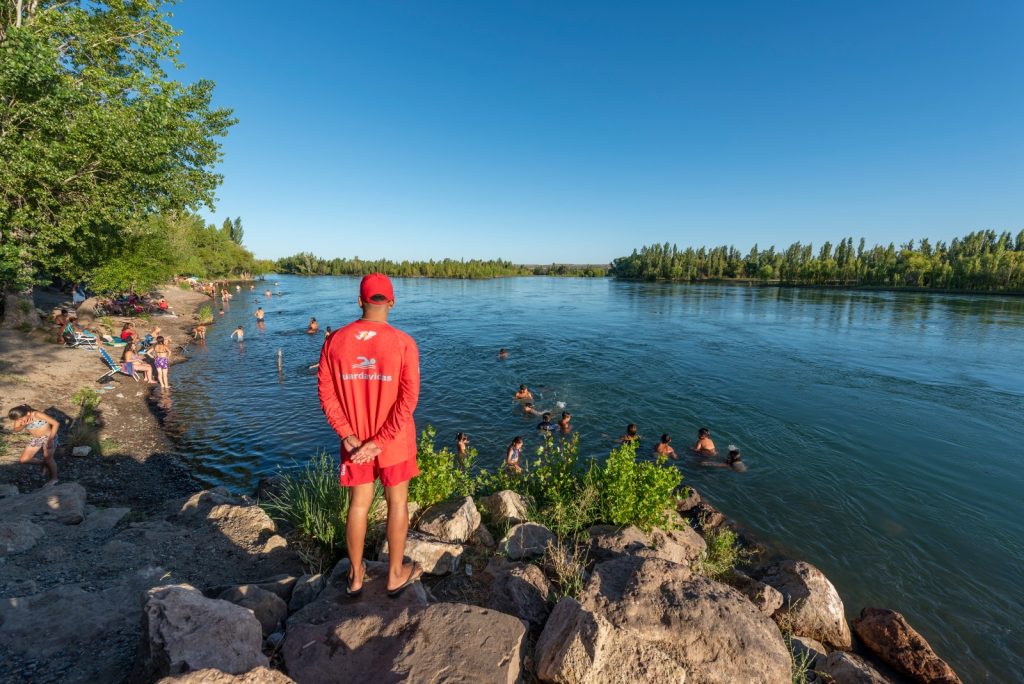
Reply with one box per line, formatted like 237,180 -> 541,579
408,425 -> 475,508
694,526 -> 749,581
593,441 -> 681,531
787,635 -> 817,684
178,281 -> 191,290
262,451 -> 383,568
196,303 -> 214,324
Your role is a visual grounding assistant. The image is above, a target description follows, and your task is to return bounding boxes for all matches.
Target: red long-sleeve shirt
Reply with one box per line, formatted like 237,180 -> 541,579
317,319 -> 420,468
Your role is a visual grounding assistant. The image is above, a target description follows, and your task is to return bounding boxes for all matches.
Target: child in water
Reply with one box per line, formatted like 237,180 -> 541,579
692,427 -> 717,456
230,326 -> 244,342
537,413 -> 555,432
505,436 -> 524,474
558,411 -> 572,433
455,432 -> 470,468
655,433 -> 678,459
514,384 -> 533,401
619,423 -> 641,443
523,402 -> 542,417
7,405 -> 60,486
307,317 -> 319,334
498,348 -> 509,360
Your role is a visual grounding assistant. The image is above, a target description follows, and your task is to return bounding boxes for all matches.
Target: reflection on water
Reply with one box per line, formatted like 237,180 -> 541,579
166,276 -> 1024,682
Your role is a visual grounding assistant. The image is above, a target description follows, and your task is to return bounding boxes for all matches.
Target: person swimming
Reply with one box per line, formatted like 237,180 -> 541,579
522,402 -> 543,417
514,384 -> 533,401
537,412 -> 555,432
307,317 -> 319,334
498,348 -> 509,360
230,325 -> 244,341
505,436 -> 524,474
699,445 -> 747,472
655,433 -> 678,459
619,423 -> 640,443
691,427 -> 717,456
255,307 -> 265,322
558,411 -> 572,433
456,432 -> 470,468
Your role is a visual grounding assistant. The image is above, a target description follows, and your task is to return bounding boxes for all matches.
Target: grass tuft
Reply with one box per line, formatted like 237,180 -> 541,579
694,526 -> 749,581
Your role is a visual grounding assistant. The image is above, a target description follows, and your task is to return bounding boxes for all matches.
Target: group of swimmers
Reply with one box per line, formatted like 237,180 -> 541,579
503,376 -> 744,473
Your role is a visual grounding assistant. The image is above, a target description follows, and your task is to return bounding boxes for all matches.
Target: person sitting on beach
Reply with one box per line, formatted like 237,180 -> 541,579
255,307 -> 265,322
192,324 -> 206,341
537,412 -> 555,432
558,411 -> 572,433
655,433 -> 678,459
514,384 -> 533,401
7,405 -> 60,486
691,427 -> 717,456
307,317 -> 319,334
120,322 -> 137,342
230,326 -> 244,342
456,432 -> 470,468
157,298 -> 169,312
619,423 -> 641,443
121,341 -> 156,383
498,348 -> 509,360
505,436 -> 524,474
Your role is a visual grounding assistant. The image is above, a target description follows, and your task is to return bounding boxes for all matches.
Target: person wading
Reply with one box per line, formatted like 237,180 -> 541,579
317,273 -> 423,596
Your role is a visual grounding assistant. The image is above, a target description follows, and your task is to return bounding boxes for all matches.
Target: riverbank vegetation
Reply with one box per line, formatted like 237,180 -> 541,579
612,230 -> 1024,292
0,1 -> 256,320
276,253 -> 534,278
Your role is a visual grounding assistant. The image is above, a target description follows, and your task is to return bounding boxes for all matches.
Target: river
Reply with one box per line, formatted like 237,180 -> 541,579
162,275 -> 1024,681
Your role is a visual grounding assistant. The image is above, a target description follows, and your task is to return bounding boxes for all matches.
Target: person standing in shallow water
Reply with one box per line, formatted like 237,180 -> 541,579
317,273 -> 423,597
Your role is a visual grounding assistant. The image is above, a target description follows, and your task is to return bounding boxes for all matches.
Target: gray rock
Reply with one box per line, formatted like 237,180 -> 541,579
178,487 -> 243,516
0,518 -> 45,555
501,522 -> 556,560
851,607 -> 962,684
288,573 -> 325,614
535,597 -> 685,684
756,560 -> 852,650
156,666 -> 295,683
817,651 -> 894,684
688,501 -> 725,531
217,585 -> 288,635
0,482 -> 86,524
581,555 -> 792,683
0,484 -> 18,499
140,584 -> 268,677
486,562 -> 553,630
80,506 -> 131,532
729,569 -> 785,616
416,496 -> 481,543
483,490 -> 529,526
253,575 -> 297,601
469,523 -> 496,548
380,531 -> 464,575
790,635 -> 828,670
207,504 -> 277,545
587,524 -> 706,566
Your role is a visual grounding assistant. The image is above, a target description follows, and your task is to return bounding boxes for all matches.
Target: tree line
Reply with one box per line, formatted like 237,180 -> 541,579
610,230 -> 1024,292
276,253 -> 610,279
0,1 -> 244,320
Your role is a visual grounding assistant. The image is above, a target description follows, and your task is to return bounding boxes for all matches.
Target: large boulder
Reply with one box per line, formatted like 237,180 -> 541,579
675,486 -> 701,513
755,560 -> 852,650
501,522 -> 556,560
283,560 -> 525,683
157,667 -> 295,683
178,487 -> 243,516
580,556 -> 792,684
687,501 -> 725,531
380,531 -> 464,575
139,584 -> 268,678
217,585 -> 288,636
416,496 -> 481,543
207,504 -> 277,545
0,482 -> 86,524
0,518 -> 45,555
535,597 -> 686,683
483,490 -> 529,527
789,635 -> 828,670
852,607 -> 962,684
587,524 -> 705,566
817,651 -> 894,684
288,573 -> 325,614
486,561 -> 554,630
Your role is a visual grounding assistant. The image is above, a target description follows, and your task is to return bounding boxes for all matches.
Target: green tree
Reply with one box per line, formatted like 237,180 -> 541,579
0,0 -> 235,323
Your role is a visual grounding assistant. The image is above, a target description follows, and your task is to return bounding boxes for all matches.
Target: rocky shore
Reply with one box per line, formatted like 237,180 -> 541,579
0,287 -> 963,683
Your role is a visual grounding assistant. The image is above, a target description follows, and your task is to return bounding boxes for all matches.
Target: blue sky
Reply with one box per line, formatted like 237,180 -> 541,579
172,1 -> 1023,264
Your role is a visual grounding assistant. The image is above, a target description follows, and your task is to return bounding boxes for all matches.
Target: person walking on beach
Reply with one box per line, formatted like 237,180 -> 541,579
7,405 -> 60,486
317,273 -> 423,597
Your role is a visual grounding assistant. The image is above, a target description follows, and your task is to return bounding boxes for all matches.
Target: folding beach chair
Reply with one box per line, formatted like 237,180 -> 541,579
63,323 -> 97,349
98,347 -> 139,383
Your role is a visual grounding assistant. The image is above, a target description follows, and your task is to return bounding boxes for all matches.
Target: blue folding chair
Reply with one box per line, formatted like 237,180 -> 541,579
63,323 -> 97,349
98,348 -> 139,383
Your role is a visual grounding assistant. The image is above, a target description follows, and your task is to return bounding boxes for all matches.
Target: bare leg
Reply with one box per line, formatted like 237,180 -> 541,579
346,482 -> 375,592
384,480 -> 416,590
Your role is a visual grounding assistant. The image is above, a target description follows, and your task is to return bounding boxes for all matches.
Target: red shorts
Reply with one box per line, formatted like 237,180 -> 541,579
339,456 -> 419,487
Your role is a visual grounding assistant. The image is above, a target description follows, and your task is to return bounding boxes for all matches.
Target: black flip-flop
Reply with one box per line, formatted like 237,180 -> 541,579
387,561 -> 424,598
346,560 -> 367,597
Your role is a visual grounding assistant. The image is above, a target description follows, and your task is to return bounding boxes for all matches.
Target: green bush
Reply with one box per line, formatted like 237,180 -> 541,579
178,281 -> 192,290
694,526 -> 748,581
593,441 -> 682,531
196,303 -> 214,324
262,451 -> 383,567
408,425 -> 475,508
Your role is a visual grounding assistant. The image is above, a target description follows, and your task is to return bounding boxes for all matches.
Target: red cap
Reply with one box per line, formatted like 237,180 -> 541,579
360,273 -> 394,303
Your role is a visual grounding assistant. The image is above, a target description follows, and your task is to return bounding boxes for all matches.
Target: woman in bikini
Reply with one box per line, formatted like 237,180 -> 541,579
505,436 -> 524,474
152,335 -> 171,389
121,340 -> 156,383
7,405 -> 60,486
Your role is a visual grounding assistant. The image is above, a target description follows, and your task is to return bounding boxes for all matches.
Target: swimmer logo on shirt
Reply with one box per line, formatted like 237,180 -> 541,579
354,330 -> 377,341
352,356 -> 376,370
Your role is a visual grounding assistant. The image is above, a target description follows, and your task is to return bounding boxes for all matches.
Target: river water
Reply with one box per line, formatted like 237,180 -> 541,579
162,275 -> 1023,681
